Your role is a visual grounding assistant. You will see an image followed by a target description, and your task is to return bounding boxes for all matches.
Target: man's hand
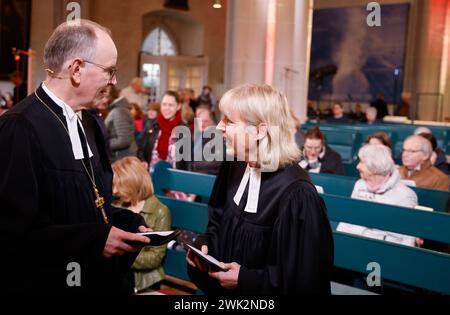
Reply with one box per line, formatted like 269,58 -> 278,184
138,225 -> 153,233
209,262 -> 241,290
186,245 -> 210,272
102,226 -> 150,258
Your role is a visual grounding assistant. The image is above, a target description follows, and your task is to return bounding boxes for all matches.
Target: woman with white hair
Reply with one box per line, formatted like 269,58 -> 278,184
186,84 -> 334,295
337,144 -> 418,246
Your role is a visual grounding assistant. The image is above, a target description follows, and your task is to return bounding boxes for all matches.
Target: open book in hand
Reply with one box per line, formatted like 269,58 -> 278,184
131,229 -> 181,246
185,243 -> 228,272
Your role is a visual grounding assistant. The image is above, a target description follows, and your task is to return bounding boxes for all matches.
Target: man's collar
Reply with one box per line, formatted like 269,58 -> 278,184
42,82 -> 77,120
409,159 -> 432,174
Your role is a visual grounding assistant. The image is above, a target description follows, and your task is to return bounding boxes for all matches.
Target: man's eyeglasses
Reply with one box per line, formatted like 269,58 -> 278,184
402,148 -> 422,154
84,60 -> 117,81
305,145 -> 323,152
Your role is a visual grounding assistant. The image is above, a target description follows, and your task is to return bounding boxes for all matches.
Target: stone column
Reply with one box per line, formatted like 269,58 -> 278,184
29,0 -> 56,92
274,0 -> 313,122
224,0 -> 270,88
440,0 -> 450,121
414,0 -> 449,121
224,0 -> 312,122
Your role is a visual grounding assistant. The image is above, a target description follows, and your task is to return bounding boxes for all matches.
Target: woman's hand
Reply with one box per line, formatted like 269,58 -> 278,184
209,262 -> 241,290
186,245 -> 210,272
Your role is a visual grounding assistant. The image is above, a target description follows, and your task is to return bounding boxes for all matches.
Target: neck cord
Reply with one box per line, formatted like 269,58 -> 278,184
34,90 -> 109,224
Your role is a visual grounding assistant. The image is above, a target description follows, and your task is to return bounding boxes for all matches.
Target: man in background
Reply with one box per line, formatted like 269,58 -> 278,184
120,77 -> 148,114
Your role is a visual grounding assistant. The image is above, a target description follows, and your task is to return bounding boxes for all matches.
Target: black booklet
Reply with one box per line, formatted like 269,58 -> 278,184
130,229 -> 181,246
185,243 -> 227,272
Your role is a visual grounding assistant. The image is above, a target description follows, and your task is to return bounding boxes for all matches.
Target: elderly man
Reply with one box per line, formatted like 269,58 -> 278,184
365,107 -> 379,125
189,106 -> 222,175
0,20 -> 151,295
120,77 -> 148,113
399,135 -> 449,191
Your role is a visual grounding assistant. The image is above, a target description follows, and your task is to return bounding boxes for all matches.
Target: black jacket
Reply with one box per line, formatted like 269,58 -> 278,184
300,145 -> 345,175
188,162 -> 334,295
0,86 -> 145,295
138,119 -> 188,170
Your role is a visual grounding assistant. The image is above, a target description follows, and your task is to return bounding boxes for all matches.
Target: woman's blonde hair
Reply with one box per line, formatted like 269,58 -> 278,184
112,157 -> 153,205
219,84 -> 301,170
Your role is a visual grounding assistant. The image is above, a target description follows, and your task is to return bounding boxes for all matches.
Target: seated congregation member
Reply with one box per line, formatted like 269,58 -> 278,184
365,132 -> 392,150
190,106 -> 223,176
105,86 -> 138,162
307,101 -> 319,120
349,103 -> 365,122
197,85 -> 217,115
138,91 -> 187,172
414,127 -> 449,175
399,135 -> 449,191
370,93 -> 388,120
130,103 -> 144,132
364,106 -> 380,125
299,127 -> 344,175
112,157 -> 171,292
120,77 -> 148,114
418,132 -> 449,175
337,144 -> 418,247
180,88 -> 199,113
326,102 -> 351,124
186,84 -> 334,295
87,87 -> 111,155
397,91 -> 411,118
142,102 -> 159,134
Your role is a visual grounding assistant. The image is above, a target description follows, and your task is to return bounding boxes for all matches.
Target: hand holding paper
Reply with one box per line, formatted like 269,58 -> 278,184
185,243 -> 227,272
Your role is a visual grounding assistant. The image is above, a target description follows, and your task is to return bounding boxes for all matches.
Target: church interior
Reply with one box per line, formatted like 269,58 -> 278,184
0,0 -> 449,298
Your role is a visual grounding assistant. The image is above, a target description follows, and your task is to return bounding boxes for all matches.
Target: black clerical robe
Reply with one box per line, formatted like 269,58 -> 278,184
0,85 -> 144,295
188,162 -> 334,295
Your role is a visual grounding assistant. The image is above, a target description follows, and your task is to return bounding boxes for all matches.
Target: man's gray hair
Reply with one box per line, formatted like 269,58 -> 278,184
404,135 -> 433,158
358,144 -> 394,176
413,126 -> 432,135
366,107 -> 377,116
44,19 -> 111,73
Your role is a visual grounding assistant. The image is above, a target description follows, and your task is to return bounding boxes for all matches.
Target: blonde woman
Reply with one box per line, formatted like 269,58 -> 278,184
186,84 -> 334,295
112,157 -> 171,292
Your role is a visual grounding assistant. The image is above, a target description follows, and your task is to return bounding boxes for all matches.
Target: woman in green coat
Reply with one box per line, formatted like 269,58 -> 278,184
112,156 -> 171,292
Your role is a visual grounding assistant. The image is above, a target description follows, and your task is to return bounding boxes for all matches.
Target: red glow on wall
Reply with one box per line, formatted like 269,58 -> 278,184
265,0 -> 277,85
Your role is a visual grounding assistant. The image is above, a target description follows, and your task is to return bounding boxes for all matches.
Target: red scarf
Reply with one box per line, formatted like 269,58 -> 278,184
157,111 -> 182,160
